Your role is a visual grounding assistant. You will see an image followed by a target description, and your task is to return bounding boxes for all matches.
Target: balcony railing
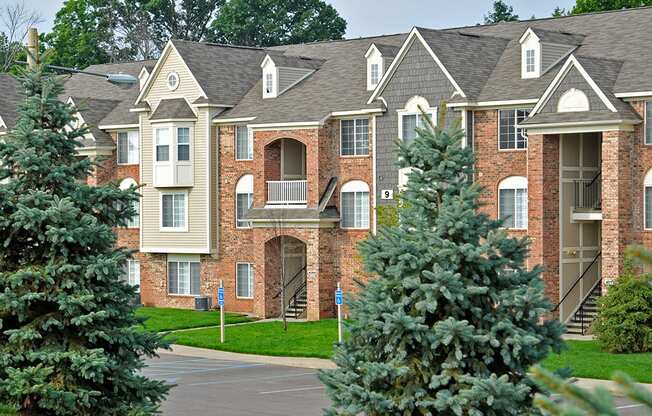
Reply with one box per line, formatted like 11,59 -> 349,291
573,172 -> 601,211
267,180 -> 307,205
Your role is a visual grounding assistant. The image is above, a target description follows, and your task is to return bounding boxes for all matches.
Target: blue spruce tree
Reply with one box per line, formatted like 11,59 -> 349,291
320,109 -> 565,415
0,66 -> 169,414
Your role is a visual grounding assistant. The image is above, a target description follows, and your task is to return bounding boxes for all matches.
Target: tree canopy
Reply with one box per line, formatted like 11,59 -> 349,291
484,0 -> 520,24
571,0 -> 652,14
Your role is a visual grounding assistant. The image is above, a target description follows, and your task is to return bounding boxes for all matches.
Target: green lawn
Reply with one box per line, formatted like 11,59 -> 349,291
136,307 -> 253,333
167,320 -> 338,358
169,321 -> 652,382
543,340 -> 652,383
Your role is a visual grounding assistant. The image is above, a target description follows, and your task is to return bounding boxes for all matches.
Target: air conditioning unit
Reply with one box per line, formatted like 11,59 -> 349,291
194,296 -> 212,311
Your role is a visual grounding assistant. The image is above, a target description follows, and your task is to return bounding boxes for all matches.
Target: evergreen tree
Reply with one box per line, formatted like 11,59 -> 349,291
484,0 -> 520,24
320,110 -> 565,415
0,65 -> 169,414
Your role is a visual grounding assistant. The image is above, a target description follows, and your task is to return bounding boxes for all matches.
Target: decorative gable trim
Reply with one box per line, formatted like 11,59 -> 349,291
367,27 -> 466,105
530,55 -> 617,117
135,41 -> 208,105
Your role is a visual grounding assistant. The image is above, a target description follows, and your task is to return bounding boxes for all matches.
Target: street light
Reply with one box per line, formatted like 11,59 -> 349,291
15,61 -> 139,86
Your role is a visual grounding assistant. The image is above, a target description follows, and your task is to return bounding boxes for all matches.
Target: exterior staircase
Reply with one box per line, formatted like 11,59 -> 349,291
565,284 -> 602,335
285,286 -> 307,319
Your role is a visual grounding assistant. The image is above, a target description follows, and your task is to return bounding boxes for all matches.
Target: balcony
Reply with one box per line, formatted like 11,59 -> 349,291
572,172 -> 601,221
267,180 -> 307,205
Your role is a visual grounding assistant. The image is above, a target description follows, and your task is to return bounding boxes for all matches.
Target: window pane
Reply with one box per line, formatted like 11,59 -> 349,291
235,126 -> 252,160
168,262 -> 178,294
128,132 -> 139,164
173,194 -> 185,228
128,198 -> 139,228
190,262 -> 201,295
177,262 -> 189,294
499,110 -> 515,150
340,120 -> 355,156
514,188 -> 528,229
236,193 -> 253,228
162,195 -> 173,227
341,192 -> 355,228
237,263 -> 253,298
370,63 -> 379,85
499,188 -> 515,228
402,114 -> 417,146
117,133 -> 128,164
177,128 -> 190,161
646,102 -> 652,145
356,192 -> 369,228
156,128 -> 170,162
646,187 -> 652,228
355,119 -> 369,155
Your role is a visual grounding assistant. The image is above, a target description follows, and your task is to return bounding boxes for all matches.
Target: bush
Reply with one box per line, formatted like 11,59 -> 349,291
592,272 -> 652,353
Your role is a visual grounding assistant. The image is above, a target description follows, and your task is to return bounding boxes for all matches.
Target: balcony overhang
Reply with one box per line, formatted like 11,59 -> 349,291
244,207 -> 340,229
571,208 -> 602,222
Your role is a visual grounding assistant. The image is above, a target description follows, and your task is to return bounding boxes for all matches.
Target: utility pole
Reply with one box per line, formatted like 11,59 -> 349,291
26,27 -> 39,69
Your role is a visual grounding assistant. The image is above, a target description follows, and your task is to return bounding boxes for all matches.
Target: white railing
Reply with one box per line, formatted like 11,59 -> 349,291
267,180 -> 307,205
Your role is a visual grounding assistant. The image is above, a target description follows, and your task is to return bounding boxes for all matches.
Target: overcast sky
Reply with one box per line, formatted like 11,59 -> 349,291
4,0 -> 577,37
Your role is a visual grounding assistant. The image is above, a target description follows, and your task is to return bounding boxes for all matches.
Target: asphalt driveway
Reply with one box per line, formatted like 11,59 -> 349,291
144,352 -> 650,416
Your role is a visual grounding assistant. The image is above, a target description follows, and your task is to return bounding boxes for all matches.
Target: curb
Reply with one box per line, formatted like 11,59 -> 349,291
573,377 -> 652,396
165,344 -> 336,370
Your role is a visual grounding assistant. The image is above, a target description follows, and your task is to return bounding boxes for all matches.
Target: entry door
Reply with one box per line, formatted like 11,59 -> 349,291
559,133 -> 601,322
282,238 -> 306,288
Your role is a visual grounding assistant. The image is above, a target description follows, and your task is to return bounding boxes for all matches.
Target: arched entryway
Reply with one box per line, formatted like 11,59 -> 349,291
263,235 -> 307,318
264,138 -> 307,206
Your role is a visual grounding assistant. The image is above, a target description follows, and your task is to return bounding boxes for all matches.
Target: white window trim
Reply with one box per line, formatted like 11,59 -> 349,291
160,191 -> 189,232
167,255 -> 201,296
117,130 -> 139,165
340,180 -> 370,230
235,174 -> 254,229
235,125 -> 254,161
644,169 -> 652,230
124,259 -> 141,292
397,96 -> 437,142
520,30 -> 541,79
645,101 -> 651,146
167,72 -> 179,91
236,262 -> 254,299
498,176 -> 528,230
339,118 -> 369,157
119,177 -> 139,229
497,108 -> 531,152
525,49 -> 536,74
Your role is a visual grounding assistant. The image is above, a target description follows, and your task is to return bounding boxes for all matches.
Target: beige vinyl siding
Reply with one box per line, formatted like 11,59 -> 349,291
140,48 -> 211,252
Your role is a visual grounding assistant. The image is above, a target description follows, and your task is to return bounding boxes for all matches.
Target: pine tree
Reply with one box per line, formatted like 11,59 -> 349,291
320,109 -> 565,415
0,65 -> 169,414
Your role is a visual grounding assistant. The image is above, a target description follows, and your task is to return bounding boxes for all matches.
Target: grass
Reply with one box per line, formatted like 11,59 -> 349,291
167,320 -> 338,359
169,320 -> 652,383
135,307 -> 253,333
543,340 -> 652,383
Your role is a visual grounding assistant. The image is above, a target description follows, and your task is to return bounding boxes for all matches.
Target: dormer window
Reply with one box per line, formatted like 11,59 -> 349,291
525,49 -> 536,73
365,44 -> 388,91
370,63 -> 380,86
261,55 -> 278,98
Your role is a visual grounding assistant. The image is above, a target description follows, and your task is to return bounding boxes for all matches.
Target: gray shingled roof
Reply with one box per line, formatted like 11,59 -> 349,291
215,34 -> 406,124
530,28 -> 585,46
170,40 -> 267,105
0,74 -> 21,132
150,98 -> 196,120
373,43 -> 400,57
267,52 -> 324,69
70,97 -> 122,148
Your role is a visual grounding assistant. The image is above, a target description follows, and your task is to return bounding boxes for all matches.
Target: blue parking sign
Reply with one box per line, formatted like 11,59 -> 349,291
335,289 -> 343,306
218,287 -> 225,306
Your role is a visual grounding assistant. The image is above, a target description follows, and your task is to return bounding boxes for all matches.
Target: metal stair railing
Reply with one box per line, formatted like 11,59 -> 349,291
573,171 -> 601,210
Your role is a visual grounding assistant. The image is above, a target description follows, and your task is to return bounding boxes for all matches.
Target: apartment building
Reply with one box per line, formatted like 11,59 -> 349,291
2,7 -> 652,331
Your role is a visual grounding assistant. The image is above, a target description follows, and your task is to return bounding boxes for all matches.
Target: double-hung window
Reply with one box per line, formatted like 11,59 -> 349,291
177,127 -> 190,161
340,118 -> 369,156
235,174 -> 253,228
117,131 -> 139,165
161,193 -> 186,230
235,126 -> 253,160
341,180 -> 370,229
645,170 -> 652,229
236,263 -> 254,298
370,63 -> 380,85
525,49 -> 536,73
401,112 -> 433,146
168,259 -> 200,295
498,109 -> 530,150
498,176 -> 528,229
121,259 -> 141,291
155,128 -> 170,162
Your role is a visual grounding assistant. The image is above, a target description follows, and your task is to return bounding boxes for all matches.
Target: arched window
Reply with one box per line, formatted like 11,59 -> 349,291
398,96 -> 436,147
498,176 -> 528,229
341,180 -> 370,229
645,169 -> 652,229
557,88 -> 590,113
236,174 -> 254,228
119,178 -> 139,228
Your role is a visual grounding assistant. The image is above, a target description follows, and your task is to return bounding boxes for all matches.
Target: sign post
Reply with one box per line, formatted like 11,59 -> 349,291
218,281 -> 225,344
335,283 -> 343,343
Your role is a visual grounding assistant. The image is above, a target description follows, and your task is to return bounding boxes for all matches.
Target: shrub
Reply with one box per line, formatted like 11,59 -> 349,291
592,272 -> 652,353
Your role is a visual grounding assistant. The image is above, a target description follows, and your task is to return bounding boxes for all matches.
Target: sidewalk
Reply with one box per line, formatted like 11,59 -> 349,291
163,344 -> 652,394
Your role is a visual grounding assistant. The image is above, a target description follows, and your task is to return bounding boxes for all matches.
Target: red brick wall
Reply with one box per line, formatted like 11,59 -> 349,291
627,101 -> 652,257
